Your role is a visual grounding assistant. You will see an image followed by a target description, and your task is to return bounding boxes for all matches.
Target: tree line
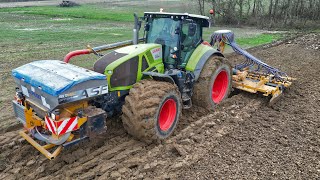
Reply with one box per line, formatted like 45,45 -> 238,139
197,0 -> 320,29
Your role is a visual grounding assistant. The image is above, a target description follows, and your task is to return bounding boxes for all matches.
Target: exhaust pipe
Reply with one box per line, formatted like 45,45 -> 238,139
133,13 -> 140,45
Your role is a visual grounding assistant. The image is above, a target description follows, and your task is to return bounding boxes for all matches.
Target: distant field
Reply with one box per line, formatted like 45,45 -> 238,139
0,0 -> 109,8
0,0 -> 44,2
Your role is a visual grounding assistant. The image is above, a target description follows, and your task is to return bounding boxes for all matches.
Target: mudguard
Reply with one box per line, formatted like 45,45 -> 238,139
185,43 -> 223,81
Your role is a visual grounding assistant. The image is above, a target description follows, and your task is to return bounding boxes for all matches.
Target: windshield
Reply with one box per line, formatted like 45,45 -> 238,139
146,18 -> 180,63
146,18 -> 180,48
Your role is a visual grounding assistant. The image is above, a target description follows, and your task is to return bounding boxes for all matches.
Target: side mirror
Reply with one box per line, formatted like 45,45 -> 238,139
145,24 -> 150,31
188,23 -> 197,36
138,21 -> 142,31
174,27 -> 180,34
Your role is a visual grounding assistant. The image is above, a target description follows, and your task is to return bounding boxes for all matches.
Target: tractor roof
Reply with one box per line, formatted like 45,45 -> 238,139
144,12 -> 210,27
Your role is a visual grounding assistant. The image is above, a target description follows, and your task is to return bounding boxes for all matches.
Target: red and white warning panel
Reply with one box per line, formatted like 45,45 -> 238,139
45,116 -> 79,136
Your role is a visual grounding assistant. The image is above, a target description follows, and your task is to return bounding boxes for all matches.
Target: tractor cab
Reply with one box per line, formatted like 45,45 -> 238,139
143,12 -> 210,69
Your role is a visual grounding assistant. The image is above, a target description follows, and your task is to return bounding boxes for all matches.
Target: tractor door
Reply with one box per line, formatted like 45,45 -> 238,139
146,18 -> 180,68
180,21 -> 202,68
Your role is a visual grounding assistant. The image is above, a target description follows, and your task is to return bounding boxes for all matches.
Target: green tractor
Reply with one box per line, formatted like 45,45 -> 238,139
93,12 -> 232,142
12,12 -> 232,159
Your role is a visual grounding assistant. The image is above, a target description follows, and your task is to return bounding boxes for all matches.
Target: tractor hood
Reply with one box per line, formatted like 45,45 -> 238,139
12,60 -> 108,110
114,43 -> 161,56
93,43 -> 163,91
94,43 -> 162,75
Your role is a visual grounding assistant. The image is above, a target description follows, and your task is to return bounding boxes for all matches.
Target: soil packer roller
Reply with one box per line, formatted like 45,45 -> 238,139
11,11 -> 293,160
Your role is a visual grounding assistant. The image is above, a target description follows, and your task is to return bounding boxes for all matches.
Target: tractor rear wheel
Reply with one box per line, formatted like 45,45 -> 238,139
121,79 -> 182,143
192,55 -> 232,110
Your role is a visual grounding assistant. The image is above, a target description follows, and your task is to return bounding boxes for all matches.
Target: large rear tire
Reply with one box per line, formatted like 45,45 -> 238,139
121,79 -> 182,143
192,56 -> 232,110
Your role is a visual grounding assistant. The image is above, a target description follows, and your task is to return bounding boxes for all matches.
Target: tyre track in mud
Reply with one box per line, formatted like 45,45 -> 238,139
0,33 -> 319,179
176,33 -> 320,179
0,92 -> 258,179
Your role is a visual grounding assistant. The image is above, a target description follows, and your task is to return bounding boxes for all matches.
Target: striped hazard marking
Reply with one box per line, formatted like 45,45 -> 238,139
45,116 -> 78,135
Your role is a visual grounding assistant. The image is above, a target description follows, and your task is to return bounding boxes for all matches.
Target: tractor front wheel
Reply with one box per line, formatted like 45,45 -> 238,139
121,79 -> 182,143
192,55 -> 232,110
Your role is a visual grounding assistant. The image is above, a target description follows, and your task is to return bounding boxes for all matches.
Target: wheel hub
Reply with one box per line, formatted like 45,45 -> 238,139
212,70 -> 229,103
158,98 -> 177,131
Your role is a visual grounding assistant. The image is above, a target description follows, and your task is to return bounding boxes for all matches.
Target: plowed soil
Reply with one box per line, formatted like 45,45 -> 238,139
0,33 -> 319,179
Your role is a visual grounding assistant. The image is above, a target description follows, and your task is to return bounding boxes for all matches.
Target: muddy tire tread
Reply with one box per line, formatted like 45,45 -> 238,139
122,79 -> 182,143
192,56 -> 232,110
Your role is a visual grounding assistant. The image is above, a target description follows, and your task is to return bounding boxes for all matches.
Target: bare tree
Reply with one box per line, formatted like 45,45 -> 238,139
198,0 -> 205,15
195,0 -> 320,29
236,0 -> 244,18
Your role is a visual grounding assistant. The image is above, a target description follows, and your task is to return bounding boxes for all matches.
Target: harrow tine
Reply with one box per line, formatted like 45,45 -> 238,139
269,89 -> 283,107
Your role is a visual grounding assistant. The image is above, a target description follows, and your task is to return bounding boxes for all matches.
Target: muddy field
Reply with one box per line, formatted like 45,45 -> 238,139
0,33 -> 319,179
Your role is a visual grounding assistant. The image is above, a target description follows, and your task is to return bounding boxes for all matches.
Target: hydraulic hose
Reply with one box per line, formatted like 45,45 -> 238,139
31,128 -> 71,145
63,49 -> 92,63
63,38 -> 145,63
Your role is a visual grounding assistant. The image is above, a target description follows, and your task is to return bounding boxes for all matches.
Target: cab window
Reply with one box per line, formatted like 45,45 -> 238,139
180,21 -> 202,65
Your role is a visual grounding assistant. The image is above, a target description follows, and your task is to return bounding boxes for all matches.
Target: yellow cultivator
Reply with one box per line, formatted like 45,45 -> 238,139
210,30 -> 294,105
232,69 -> 295,105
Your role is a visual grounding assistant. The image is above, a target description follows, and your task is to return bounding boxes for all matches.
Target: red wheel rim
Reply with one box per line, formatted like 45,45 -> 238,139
158,98 -> 177,131
212,70 -> 229,103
